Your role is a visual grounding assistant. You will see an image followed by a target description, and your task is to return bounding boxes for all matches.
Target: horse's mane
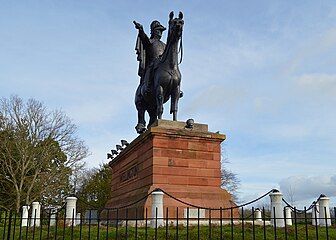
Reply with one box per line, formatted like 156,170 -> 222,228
160,19 -> 183,64
160,26 -> 173,63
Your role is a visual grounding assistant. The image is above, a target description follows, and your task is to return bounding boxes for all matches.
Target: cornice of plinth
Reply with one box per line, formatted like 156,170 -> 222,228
108,119 -> 226,167
149,126 -> 226,141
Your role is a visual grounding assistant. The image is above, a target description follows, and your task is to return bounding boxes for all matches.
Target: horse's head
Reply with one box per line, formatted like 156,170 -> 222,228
168,11 -> 184,41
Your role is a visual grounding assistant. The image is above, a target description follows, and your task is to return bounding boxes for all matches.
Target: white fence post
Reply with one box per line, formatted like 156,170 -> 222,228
49,208 -> 57,226
255,208 -> 262,221
65,196 -> 77,226
76,213 -> 81,225
318,194 -> 331,226
312,201 -> 319,226
270,189 -> 285,227
30,202 -> 41,227
151,190 -> 164,227
285,207 -> 292,226
21,206 -> 30,227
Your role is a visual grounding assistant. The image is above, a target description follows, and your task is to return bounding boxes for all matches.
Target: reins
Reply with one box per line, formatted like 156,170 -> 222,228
160,27 -> 183,65
178,29 -> 183,64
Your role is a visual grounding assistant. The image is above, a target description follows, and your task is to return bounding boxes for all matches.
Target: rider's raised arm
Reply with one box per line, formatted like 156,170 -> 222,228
138,28 -> 150,47
133,21 -> 150,47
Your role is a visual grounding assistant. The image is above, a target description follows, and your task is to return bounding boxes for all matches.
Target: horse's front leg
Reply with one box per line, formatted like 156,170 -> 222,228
135,93 -> 146,134
147,107 -> 157,128
170,85 -> 180,121
156,85 -> 164,119
135,111 -> 146,133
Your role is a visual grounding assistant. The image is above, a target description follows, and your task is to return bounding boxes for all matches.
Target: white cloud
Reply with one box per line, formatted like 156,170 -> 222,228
183,85 -> 246,114
64,98 -> 124,124
283,27 -> 336,75
296,73 -> 336,91
279,175 -> 336,202
260,123 -> 312,140
329,7 -> 336,19
231,154 -> 329,182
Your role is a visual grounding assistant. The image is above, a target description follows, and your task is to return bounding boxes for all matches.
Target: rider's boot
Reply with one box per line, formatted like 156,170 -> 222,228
145,82 -> 151,95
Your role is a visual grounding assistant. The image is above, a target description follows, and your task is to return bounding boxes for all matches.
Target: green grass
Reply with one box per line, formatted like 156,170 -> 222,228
0,223 -> 335,240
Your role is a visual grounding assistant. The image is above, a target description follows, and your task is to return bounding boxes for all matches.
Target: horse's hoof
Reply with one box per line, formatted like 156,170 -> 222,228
135,124 -> 146,134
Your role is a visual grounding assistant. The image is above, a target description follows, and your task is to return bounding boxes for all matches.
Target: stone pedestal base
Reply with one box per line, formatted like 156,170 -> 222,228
106,120 -> 237,218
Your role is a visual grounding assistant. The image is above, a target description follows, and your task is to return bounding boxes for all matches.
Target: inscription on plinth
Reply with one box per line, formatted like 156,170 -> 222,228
120,165 -> 139,182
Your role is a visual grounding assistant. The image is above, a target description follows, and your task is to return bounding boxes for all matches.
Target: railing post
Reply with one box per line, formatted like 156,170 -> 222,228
318,194 -> 331,226
269,189 -> 284,227
255,208 -> 262,221
151,190 -> 164,227
21,206 -> 30,227
65,196 -> 77,226
312,201 -> 319,226
30,202 -> 41,227
285,207 -> 292,226
7,210 -> 13,240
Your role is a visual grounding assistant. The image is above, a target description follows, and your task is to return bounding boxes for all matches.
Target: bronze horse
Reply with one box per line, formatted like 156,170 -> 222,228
135,12 -> 184,134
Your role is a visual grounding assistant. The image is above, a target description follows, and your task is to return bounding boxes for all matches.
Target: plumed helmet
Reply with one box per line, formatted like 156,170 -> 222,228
150,20 -> 166,33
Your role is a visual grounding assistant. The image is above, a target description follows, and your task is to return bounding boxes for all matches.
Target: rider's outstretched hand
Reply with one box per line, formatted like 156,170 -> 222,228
133,21 -> 143,31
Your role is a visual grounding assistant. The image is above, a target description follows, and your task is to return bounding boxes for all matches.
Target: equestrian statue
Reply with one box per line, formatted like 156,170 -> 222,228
134,11 -> 184,134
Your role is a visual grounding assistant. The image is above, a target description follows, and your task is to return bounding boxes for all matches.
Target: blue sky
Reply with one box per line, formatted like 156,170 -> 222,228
1,0 -> 336,206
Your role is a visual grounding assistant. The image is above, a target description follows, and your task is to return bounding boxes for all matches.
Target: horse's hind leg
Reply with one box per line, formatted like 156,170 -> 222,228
170,85 -> 180,121
156,85 -> 164,119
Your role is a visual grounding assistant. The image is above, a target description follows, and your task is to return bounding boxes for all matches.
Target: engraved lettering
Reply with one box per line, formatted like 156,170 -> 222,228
120,165 -> 139,182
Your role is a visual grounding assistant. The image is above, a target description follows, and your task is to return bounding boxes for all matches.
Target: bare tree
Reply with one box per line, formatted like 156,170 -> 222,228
221,144 -> 240,202
0,96 -> 88,212
283,183 -> 297,206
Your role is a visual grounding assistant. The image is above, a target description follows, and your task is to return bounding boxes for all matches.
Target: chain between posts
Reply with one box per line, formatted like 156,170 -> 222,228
282,194 -> 324,213
156,188 -> 275,210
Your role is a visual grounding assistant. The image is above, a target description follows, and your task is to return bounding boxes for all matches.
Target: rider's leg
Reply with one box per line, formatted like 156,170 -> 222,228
142,69 -> 149,94
145,66 -> 154,94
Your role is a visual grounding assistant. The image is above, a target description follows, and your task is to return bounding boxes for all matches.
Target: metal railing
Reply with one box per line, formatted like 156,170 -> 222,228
0,190 -> 335,240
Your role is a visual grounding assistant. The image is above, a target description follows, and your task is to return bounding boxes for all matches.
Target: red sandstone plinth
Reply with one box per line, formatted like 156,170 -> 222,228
106,120 -> 237,218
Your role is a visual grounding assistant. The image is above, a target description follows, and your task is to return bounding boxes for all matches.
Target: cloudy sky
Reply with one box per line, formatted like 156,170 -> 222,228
1,0 -> 336,206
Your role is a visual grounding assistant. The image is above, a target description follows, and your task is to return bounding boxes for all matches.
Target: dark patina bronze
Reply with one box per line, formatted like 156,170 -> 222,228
134,11 -> 184,134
